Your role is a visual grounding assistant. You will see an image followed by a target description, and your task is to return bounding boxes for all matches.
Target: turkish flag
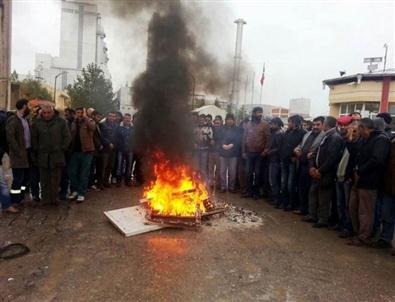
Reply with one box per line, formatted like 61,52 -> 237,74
260,64 -> 265,86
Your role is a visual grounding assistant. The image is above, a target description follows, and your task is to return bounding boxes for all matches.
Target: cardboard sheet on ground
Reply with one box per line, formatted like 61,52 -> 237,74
104,205 -> 165,237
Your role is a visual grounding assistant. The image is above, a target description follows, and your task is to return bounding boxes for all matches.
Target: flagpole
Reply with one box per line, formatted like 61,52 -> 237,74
244,75 -> 249,105
259,63 -> 265,104
251,71 -> 255,104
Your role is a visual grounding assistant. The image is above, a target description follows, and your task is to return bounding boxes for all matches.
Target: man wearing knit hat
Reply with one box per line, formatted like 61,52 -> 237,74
377,112 -> 394,139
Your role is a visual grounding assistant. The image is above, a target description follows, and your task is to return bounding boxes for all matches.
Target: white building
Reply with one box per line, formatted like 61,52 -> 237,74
117,85 -> 136,115
289,98 -> 311,118
35,0 -> 109,90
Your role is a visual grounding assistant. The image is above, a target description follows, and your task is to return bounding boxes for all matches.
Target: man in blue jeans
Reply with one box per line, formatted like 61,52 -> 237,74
115,113 -> 134,187
267,117 -> 284,206
279,115 -> 306,210
372,135 -> 395,249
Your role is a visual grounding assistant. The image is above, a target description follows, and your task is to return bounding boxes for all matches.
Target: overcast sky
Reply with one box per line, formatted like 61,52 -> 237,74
11,0 -> 395,116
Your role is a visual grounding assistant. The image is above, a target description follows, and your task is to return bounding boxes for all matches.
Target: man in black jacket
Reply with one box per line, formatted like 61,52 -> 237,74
279,115 -> 306,210
268,117 -> 284,206
218,114 -> 241,193
348,118 -> 390,246
304,116 -> 344,228
97,112 -> 118,188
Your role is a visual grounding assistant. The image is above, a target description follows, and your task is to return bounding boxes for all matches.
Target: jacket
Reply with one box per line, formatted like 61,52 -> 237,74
6,113 -> 30,168
99,121 -> 118,150
116,124 -> 134,153
209,126 -> 222,152
298,131 -> 324,164
70,117 -> 96,153
280,127 -> 306,161
384,137 -> 395,196
268,128 -> 284,162
243,120 -> 271,153
31,116 -> 71,169
217,125 -> 242,158
310,127 -> 344,175
355,130 -> 390,190
194,125 -> 213,150
0,110 -> 8,161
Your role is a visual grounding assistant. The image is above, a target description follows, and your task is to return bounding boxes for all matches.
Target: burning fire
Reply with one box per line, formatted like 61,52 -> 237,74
144,152 -> 209,217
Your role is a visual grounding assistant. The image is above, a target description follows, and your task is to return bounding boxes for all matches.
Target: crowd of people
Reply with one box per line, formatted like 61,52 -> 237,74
193,107 -> 395,251
1,99 -> 394,252
0,99 -> 141,213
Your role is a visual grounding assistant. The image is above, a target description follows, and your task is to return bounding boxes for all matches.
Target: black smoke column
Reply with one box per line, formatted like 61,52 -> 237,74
132,6 -> 194,172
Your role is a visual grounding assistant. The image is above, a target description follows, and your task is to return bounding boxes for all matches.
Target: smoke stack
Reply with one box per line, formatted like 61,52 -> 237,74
230,18 -> 246,113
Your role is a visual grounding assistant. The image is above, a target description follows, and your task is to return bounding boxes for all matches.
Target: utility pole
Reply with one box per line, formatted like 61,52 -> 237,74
0,0 -> 12,110
383,43 -> 388,72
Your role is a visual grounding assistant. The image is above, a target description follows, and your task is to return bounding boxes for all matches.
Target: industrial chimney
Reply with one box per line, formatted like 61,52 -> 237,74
229,18 -> 246,113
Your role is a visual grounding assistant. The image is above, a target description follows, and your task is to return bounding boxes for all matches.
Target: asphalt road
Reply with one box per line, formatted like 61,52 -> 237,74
1,186 -> 394,302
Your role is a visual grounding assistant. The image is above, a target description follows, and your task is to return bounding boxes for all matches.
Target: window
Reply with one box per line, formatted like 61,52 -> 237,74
340,104 -> 348,114
364,102 -> 379,113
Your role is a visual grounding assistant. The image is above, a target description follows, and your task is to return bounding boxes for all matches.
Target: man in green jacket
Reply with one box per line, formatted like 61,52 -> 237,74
31,106 -> 71,205
6,99 -> 31,205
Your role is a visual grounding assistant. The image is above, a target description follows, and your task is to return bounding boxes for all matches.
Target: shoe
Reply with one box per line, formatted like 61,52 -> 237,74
32,196 -> 41,202
283,205 -> 293,212
125,182 -> 132,187
104,183 -> 111,188
68,192 -> 78,200
76,196 -> 85,203
4,206 -> 19,214
253,194 -> 260,200
59,194 -> 67,201
274,204 -> 283,209
370,239 -> 393,249
241,193 -> 252,198
293,210 -> 303,215
347,238 -> 367,247
116,182 -> 122,188
312,222 -> 328,228
111,177 -> 117,184
219,189 -> 227,193
51,200 -> 60,206
302,216 -> 317,223
339,230 -> 353,239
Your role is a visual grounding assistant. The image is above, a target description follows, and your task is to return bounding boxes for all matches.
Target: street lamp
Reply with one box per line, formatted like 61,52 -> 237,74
190,74 -> 196,109
53,71 -> 67,103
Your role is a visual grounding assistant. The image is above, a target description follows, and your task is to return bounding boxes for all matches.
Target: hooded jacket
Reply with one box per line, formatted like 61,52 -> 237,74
355,130 -> 390,190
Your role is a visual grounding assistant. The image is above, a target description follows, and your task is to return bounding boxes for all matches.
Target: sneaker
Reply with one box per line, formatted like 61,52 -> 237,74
111,177 -> 117,184
76,196 -> 85,203
89,185 -> 100,191
68,192 -> 78,200
4,206 -> 19,214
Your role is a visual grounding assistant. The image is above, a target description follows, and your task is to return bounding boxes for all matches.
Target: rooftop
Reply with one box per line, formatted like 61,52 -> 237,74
323,69 -> 395,86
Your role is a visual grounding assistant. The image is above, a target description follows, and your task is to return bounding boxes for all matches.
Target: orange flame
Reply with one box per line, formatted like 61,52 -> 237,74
144,152 -> 208,217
